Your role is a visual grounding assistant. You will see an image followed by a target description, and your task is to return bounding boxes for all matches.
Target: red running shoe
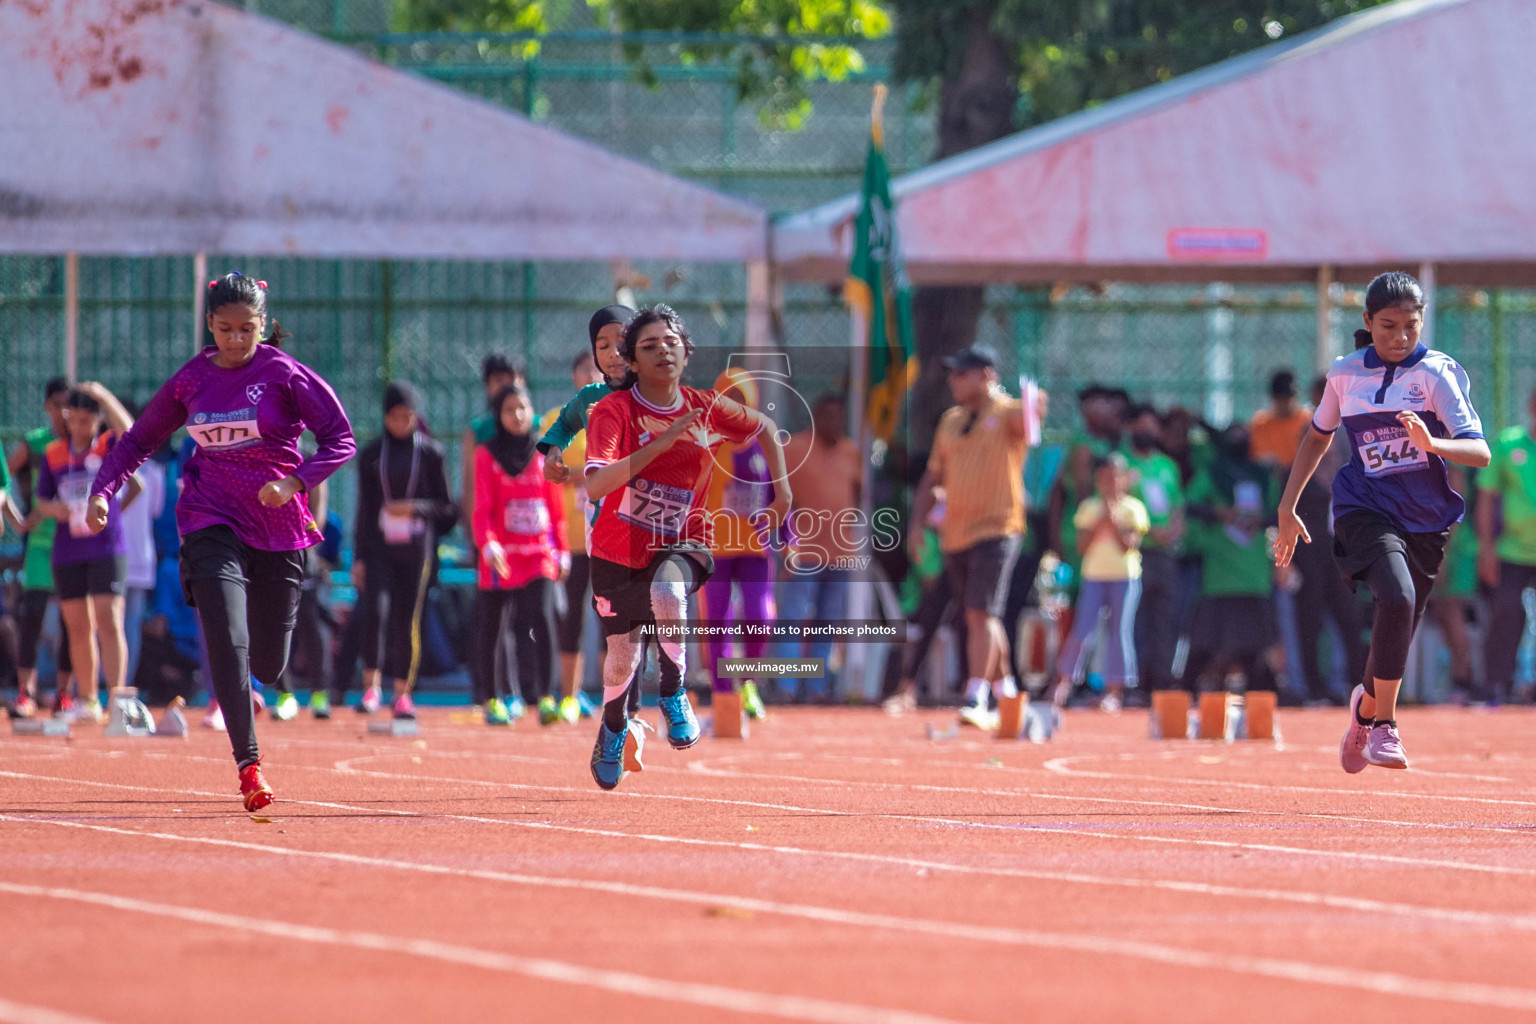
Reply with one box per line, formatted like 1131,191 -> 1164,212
239,761 -> 275,812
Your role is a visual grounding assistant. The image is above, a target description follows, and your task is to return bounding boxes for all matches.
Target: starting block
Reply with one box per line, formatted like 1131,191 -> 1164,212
104,687 -> 156,737
1244,691 -> 1277,741
367,718 -> 420,737
711,691 -> 746,739
157,698 -> 189,739
1150,690 -> 1190,739
1197,692 -> 1229,740
11,717 -> 70,737
994,693 -> 1027,739
1023,703 -> 1057,742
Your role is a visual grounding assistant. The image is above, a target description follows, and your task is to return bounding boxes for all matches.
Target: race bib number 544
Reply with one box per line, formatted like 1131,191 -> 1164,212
1358,428 -> 1427,478
617,480 -> 691,537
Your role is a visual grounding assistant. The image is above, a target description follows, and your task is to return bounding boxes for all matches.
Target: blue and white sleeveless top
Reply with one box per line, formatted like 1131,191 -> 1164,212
1312,343 -> 1482,533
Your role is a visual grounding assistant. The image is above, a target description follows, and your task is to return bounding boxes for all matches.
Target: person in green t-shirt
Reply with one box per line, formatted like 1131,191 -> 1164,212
1475,386 -> 1536,700
1430,464 -> 1479,700
6,377 -> 72,717
1178,424 -> 1280,695
1125,405 -> 1185,691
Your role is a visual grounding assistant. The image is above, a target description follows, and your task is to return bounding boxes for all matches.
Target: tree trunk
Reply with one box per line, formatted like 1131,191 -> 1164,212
909,3 -> 1017,455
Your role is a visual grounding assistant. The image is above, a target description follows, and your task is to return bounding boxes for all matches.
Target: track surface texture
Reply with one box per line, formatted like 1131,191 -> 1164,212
5,705 -> 1536,1024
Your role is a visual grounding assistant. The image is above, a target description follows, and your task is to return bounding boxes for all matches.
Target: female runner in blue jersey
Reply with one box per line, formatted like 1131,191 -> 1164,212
1277,272 -> 1489,772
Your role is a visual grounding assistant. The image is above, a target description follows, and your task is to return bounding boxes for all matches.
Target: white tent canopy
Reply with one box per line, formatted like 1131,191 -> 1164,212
0,0 -> 767,262
774,0 -> 1536,286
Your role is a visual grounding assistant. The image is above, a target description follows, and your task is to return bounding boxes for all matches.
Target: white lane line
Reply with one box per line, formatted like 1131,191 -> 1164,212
682,754 -> 1536,836
0,998 -> 114,1024
1040,753 -> 1536,808
0,879 -> 965,1024
46,750 -> 1536,876
8,766 -> 1536,930
8,822 -> 1536,1013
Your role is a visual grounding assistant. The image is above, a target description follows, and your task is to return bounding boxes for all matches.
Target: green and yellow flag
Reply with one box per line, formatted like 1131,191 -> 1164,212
845,84 -> 915,444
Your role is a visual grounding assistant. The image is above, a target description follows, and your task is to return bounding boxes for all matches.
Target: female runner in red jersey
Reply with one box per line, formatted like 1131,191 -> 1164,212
582,305 -> 790,789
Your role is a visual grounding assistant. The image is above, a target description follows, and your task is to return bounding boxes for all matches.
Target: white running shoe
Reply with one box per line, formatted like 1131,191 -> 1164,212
1364,721 -> 1409,769
273,692 -> 299,721
1339,685 -> 1370,774
203,705 -> 226,731
958,702 -> 998,731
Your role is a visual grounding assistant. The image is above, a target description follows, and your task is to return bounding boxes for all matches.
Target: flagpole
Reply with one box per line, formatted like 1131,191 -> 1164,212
844,85 -> 885,702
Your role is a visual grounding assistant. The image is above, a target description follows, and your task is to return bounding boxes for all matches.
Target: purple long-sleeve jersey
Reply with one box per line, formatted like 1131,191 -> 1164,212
92,345 -> 356,552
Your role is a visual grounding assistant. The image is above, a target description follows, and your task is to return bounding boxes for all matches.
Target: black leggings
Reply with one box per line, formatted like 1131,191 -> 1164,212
378,549 -> 435,687
332,583 -> 381,697
17,589 -> 70,676
182,526 -> 305,768
475,579 -> 559,704
1360,551 -> 1434,691
559,554 -> 590,655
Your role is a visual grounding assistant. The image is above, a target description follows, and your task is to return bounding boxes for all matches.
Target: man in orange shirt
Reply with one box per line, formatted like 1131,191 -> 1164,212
777,395 -> 863,701
1248,370 -> 1313,470
911,345 -> 1028,730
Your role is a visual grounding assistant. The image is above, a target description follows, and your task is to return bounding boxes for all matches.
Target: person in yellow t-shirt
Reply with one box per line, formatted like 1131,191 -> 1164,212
1051,454 -> 1149,715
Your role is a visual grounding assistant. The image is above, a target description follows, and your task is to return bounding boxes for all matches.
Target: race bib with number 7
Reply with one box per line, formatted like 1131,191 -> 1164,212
617,479 -> 692,537
1357,428 -> 1427,478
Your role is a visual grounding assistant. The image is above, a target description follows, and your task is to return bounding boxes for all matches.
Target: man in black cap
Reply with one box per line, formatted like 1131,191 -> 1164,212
352,381 -> 459,719
910,344 -> 1029,729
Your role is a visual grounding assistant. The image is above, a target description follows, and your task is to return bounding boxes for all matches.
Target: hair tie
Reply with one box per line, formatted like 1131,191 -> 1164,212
208,280 -> 217,290
257,280 -> 268,290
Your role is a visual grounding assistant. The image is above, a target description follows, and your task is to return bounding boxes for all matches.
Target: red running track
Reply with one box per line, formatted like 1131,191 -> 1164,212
4,705 -> 1536,1024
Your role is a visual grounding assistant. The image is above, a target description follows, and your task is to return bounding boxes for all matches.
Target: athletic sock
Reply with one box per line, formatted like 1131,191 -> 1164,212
1373,718 -> 1397,728
993,676 -> 1019,700
964,677 -> 988,705
602,697 -> 627,734
1354,705 -> 1372,727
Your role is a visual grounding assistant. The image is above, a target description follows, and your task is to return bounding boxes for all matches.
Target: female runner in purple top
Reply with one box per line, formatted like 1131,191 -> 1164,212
87,272 -> 356,811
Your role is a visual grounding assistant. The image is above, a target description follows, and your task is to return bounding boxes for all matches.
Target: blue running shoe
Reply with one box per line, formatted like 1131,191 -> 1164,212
507,696 -> 527,721
657,690 -> 700,749
577,691 -> 598,719
590,722 -> 627,790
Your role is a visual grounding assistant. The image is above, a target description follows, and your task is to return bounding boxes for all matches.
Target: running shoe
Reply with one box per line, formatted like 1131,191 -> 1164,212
657,689 -> 700,749
1099,694 -> 1122,715
537,695 -> 559,726
741,681 -> 767,720
958,701 -> 998,731
882,688 -> 917,716
309,691 -> 331,719
392,694 -> 417,720
8,694 -> 38,719
73,700 -> 106,725
590,722 -> 628,791
357,684 -> 382,715
624,716 -> 652,772
1364,720 -> 1409,769
576,691 -> 598,719
273,692 -> 299,722
203,704 -> 226,731
558,695 -> 581,725
507,696 -> 527,721
239,760 -> 275,812
485,697 -> 510,726
1339,684 -> 1371,775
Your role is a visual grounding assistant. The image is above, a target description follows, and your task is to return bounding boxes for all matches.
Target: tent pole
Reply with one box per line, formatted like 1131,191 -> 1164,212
1315,264 -> 1334,373
192,252 -> 208,352
1419,261 -> 1437,349
844,303 -> 873,699
63,253 -> 79,382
